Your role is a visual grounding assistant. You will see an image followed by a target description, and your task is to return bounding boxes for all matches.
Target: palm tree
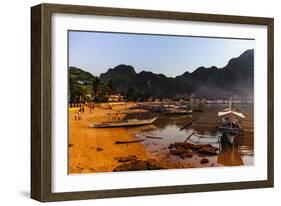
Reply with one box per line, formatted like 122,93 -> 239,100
91,77 -> 101,101
107,79 -> 116,95
68,76 -> 75,103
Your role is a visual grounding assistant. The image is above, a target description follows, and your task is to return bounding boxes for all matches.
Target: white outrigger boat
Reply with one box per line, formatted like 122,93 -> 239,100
217,97 -> 245,134
91,116 -> 159,128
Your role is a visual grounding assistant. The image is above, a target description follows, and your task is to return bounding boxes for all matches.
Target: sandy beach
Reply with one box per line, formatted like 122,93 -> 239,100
68,103 -> 153,173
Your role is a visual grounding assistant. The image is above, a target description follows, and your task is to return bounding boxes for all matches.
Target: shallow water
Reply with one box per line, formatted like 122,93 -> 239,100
126,104 -> 254,168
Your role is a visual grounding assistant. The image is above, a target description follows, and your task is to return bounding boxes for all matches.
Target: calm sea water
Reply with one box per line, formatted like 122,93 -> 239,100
126,104 -> 254,168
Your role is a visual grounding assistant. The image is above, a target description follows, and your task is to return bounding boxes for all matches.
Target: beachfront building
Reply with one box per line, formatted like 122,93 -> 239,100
107,94 -> 125,102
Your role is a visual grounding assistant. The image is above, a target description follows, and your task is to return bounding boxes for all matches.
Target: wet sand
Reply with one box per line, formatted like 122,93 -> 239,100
68,102 -> 254,174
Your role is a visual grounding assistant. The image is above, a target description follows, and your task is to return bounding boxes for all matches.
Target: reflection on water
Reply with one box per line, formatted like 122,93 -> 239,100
126,104 -> 254,168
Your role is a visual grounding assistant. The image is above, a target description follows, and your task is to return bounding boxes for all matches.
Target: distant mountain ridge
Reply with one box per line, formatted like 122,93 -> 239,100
69,49 -> 253,100
98,49 -> 254,100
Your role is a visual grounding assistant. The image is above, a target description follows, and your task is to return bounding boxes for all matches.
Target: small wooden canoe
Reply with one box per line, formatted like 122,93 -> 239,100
91,116 -> 159,128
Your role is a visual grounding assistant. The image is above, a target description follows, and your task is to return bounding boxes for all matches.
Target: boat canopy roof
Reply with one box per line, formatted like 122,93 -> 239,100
218,109 -> 245,119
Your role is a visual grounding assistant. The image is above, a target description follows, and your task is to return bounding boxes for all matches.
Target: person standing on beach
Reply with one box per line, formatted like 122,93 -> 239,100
74,111 -> 78,120
89,104 -> 92,113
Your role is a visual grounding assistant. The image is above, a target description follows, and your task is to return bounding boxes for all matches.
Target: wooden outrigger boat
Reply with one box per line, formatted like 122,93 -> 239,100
192,103 -> 205,112
91,116 -> 159,128
217,97 -> 245,134
164,109 -> 193,115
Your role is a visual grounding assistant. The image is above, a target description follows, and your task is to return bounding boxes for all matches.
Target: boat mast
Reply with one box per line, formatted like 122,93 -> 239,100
229,96 -> 233,129
229,96 -> 232,111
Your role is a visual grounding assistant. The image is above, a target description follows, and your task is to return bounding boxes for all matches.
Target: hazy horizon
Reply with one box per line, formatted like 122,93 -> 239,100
69,31 -> 254,77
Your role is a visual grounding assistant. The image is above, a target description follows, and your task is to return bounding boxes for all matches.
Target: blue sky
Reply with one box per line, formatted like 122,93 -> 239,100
68,31 -> 254,77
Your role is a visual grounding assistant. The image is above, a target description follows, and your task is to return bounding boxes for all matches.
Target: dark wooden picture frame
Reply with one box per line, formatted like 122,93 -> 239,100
31,3 -> 274,202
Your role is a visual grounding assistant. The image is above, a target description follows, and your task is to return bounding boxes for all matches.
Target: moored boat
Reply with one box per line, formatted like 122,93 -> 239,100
217,98 -> 245,134
164,109 -> 193,115
91,116 -> 159,128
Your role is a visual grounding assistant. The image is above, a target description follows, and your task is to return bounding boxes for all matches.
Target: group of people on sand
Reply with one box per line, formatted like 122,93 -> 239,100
74,103 -> 96,120
107,104 -> 113,110
74,110 -> 81,120
73,102 -> 116,120
88,103 -> 95,113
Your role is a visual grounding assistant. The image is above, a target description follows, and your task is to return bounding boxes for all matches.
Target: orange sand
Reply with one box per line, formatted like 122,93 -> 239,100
68,103 -> 149,174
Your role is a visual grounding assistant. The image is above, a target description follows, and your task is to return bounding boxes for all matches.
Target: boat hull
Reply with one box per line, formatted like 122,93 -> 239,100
221,133 -> 236,147
91,117 -> 158,128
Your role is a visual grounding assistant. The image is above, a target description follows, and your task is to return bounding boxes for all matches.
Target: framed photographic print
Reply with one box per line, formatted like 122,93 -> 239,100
31,3 -> 274,202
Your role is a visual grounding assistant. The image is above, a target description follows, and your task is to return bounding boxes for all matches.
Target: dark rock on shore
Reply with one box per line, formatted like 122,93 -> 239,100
168,142 -> 218,158
169,142 -> 193,150
170,146 -> 193,159
115,155 -> 138,163
198,145 -> 219,156
200,158 -> 209,164
113,159 -> 165,172
191,144 -> 206,150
